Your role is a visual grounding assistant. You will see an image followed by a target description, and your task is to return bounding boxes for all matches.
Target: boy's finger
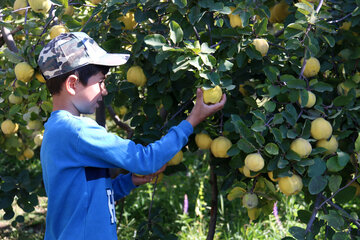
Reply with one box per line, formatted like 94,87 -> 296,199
196,88 -> 203,100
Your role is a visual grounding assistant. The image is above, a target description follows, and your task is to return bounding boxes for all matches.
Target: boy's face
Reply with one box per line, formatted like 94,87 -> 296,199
73,72 -> 108,115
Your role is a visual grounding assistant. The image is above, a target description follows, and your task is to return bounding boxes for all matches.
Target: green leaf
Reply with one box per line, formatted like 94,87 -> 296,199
188,6 -> 204,25
294,3 -> 314,15
264,101 -> 276,112
263,66 -> 279,83
237,139 -> 256,153
174,0 -> 187,8
4,48 -> 23,64
286,79 -> 307,89
308,175 -> 328,195
218,60 -> 234,72
334,186 -> 356,204
333,95 -> 353,106
326,154 -> 349,172
289,226 -> 306,239
9,105 -> 22,116
254,18 -> 268,36
251,120 -> 266,132
144,34 -> 166,48
328,175 -> 342,192
322,34 -> 335,47
319,211 -> 344,230
277,157 -> 289,169
337,152 -> 350,167
227,145 -> 240,157
355,132 -> 360,152
311,82 -> 333,92
285,39 -> 301,50
308,158 -> 326,177
268,85 -> 281,98
265,143 -> 279,155
200,43 -> 216,54
284,23 -> 305,39
245,45 -> 262,60
270,128 -> 283,144
169,21 -> 183,44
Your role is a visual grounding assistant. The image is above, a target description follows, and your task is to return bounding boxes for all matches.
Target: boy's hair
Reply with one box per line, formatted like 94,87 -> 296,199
46,64 -> 110,95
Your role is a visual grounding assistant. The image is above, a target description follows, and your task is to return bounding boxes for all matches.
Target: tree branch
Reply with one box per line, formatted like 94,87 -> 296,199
305,193 -> 322,233
206,159 -> 218,240
0,11 -> 19,53
106,105 -> 134,139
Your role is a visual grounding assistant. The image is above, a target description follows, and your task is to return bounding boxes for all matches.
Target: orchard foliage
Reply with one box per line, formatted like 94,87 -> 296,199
1,0 -> 360,238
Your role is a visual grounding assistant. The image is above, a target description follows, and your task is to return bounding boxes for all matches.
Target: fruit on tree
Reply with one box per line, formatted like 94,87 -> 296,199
239,166 -> 260,178
353,72 -> 360,84
310,118 -> 332,140
268,172 -> 279,182
91,0 -> 102,4
119,12 -> 138,30
35,72 -> 46,83
127,66 -> 147,87
151,172 -> 163,184
244,153 -> 264,172
49,25 -> 69,40
13,0 -> 28,15
247,208 -> 260,221
203,85 -> 222,104
337,81 -> 356,95
23,148 -> 34,159
167,150 -> 183,166
64,6 -> 74,16
316,136 -> 338,155
27,120 -> 42,130
15,62 -> 34,83
119,106 -> 128,116
290,138 -> 312,158
228,7 -> 243,28
239,84 -> 248,96
210,136 -> 232,158
8,93 -> 23,104
227,187 -> 245,201
301,57 -> 320,78
252,38 -> 269,57
269,1 -> 290,23
298,90 -> 316,108
28,0 -> 52,14
340,21 -> 351,31
278,174 -> 303,196
1,119 -> 16,135
34,133 -> 43,146
242,192 -> 258,209
195,133 -> 212,150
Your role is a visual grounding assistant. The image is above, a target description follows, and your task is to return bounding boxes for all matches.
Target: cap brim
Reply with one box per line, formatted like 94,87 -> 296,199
92,53 -> 130,67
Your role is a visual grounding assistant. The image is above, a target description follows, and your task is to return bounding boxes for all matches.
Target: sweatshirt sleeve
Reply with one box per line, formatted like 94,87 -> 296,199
76,120 -> 193,175
112,173 -> 137,200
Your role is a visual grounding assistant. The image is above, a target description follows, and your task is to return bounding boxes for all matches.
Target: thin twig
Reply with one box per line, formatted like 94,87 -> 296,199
305,193 -> 322,233
106,105 -> 134,139
328,13 -> 353,24
160,97 -> 195,131
147,175 -> 159,231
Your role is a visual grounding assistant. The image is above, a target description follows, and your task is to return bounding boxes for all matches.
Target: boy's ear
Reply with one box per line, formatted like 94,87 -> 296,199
65,74 -> 79,95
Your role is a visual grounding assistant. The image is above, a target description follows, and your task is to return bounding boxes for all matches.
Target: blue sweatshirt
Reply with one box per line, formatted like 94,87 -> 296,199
40,110 -> 193,240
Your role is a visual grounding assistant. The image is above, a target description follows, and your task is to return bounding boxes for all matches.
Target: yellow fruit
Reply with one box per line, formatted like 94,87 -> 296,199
227,187 -> 246,201
244,153 -> 264,172
15,62 -> 35,83
268,172 -> 279,182
91,0 -> 102,4
278,174 -> 303,196
298,90 -> 316,108
1,120 -> 16,135
311,118 -> 332,140
239,84 -> 248,96
195,133 -> 212,150
203,85 -> 223,104
49,25 -> 69,40
8,93 -> 23,104
28,0 -> 52,13
14,0 -> 28,15
290,138 -> 312,158
340,21 -> 351,31
64,5 -> 74,16
151,172 -> 163,184
119,12 -> 138,30
27,120 -> 42,130
228,8 -> 243,28
119,106 -> 128,116
242,193 -> 258,209
13,123 -> 19,134
269,1 -> 290,23
301,57 -> 320,78
252,38 -> 269,57
35,72 -> 46,83
240,166 -> 260,178
337,81 -> 355,95
34,133 -> 43,146
18,155 -> 25,161
210,136 -> 232,158
23,148 -> 34,159
127,66 -> 147,87
316,136 -> 338,155
247,208 -> 260,221
167,150 -> 183,166
352,72 -> 360,84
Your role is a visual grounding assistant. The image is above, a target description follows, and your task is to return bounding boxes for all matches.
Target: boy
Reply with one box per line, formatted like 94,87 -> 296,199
38,32 -> 226,239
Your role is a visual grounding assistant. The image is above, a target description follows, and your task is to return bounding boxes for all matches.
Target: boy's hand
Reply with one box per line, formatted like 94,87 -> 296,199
186,88 -> 226,128
132,164 -> 167,186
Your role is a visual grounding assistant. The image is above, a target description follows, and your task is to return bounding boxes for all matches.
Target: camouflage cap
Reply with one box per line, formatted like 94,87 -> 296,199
38,32 -> 130,80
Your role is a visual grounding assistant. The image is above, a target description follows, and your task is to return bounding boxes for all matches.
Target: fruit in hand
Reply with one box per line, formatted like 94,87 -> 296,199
127,66 -> 147,87
210,136 -> 232,158
311,118 -> 332,140
244,153 -> 264,172
167,150 -> 183,166
278,174 -> 303,196
195,133 -> 212,150
290,138 -> 312,158
203,85 -> 222,104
